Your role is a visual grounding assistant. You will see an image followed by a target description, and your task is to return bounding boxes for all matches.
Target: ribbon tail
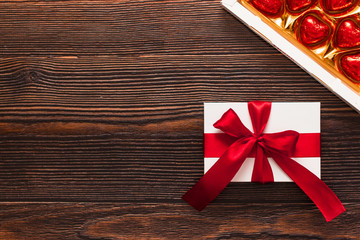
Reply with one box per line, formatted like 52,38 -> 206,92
270,150 -> 345,222
251,144 -> 274,184
182,138 -> 256,211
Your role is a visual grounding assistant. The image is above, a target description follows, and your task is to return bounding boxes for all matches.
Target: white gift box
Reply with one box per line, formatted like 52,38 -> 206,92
204,102 -> 321,182
221,0 -> 360,113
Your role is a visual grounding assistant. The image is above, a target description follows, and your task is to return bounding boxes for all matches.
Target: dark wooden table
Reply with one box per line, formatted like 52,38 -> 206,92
0,1 -> 359,239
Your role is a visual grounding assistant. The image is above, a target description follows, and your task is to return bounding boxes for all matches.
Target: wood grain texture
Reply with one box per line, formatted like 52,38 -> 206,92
0,0 -> 275,57
0,0 -> 359,239
0,203 -> 358,240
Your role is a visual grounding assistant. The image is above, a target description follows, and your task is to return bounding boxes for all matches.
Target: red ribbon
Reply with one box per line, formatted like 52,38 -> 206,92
204,132 -> 320,158
182,101 -> 345,222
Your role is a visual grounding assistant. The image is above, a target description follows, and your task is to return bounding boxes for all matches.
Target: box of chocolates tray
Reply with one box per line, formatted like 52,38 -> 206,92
222,0 -> 360,112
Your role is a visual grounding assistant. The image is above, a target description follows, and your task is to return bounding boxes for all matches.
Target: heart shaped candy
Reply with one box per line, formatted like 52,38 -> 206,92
334,17 -> 360,49
295,11 -> 333,48
286,0 -> 317,14
251,0 -> 284,18
321,0 -> 359,15
337,51 -> 360,83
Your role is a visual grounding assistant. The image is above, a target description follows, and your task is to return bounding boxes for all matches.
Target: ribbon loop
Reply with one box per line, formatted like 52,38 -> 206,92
248,101 -> 271,136
213,108 -> 253,138
261,130 -> 299,156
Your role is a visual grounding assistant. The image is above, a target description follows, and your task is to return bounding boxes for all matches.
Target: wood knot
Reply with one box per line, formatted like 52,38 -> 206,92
26,69 -> 39,84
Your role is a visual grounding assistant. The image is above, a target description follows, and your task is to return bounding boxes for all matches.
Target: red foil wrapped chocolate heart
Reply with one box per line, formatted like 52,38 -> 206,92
251,0 -> 284,17
286,0 -> 317,14
321,0 -> 359,15
333,16 -> 360,49
295,11 -> 334,48
337,51 -> 360,83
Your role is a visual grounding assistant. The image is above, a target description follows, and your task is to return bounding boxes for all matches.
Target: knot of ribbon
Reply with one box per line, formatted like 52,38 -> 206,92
182,101 -> 345,222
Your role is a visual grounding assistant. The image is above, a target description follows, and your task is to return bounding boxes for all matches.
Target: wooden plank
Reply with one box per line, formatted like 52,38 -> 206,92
0,203 -> 358,239
0,0 -> 358,237
0,56 -> 358,202
0,0 -> 278,57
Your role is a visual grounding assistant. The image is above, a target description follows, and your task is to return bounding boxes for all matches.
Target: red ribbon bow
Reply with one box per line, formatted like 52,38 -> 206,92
183,101 -> 345,222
